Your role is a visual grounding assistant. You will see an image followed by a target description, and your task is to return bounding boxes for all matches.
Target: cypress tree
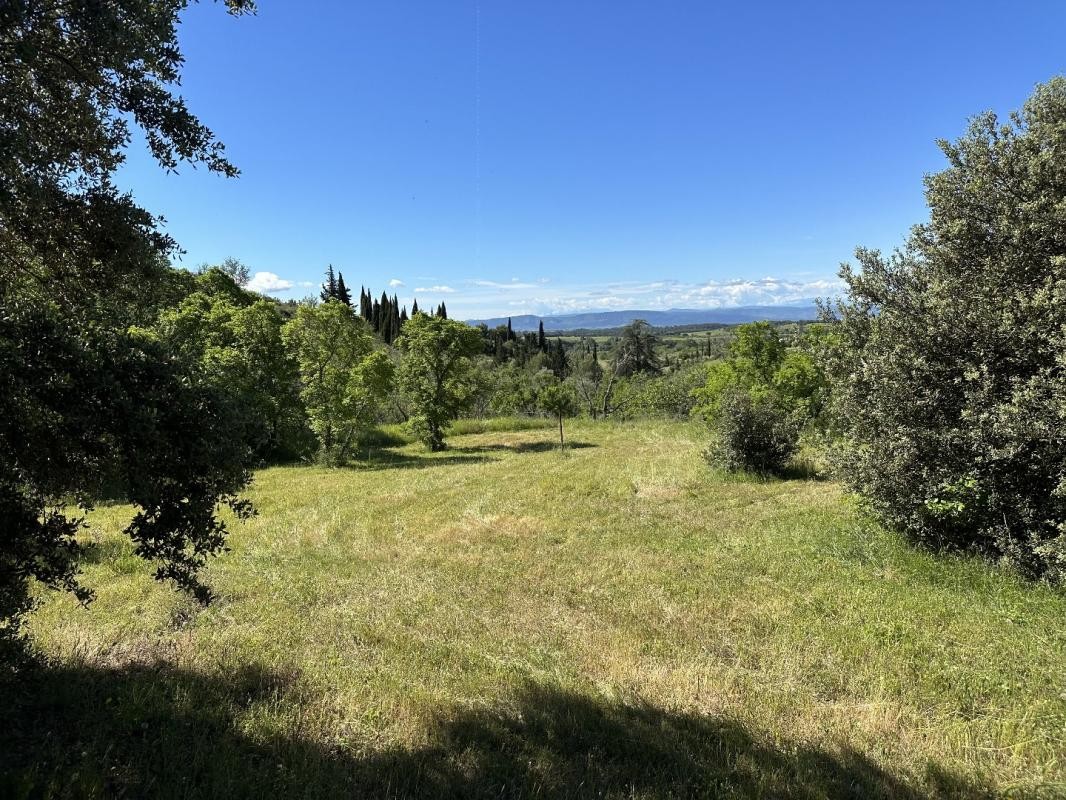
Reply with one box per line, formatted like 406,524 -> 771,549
379,291 -> 390,336
507,317 -> 514,341
411,298 -> 419,316
558,339 -> 566,371
538,320 -> 546,351
400,305 -> 408,326
391,295 -> 401,341
372,299 -> 380,331
320,264 -> 337,302
336,272 -> 352,307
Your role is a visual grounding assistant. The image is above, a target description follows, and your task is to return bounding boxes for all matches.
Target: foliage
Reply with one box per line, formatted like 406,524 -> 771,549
613,319 -> 662,377
822,78 -> 1066,580
282,301 -> 392,464
215,257 -> 251,287
486,362 -> 556,416
537,379 -> 579,447
566,352 -> 605,418
607,363 -> 710,420
396,314 -> 484,450
0,0 -> 255,656
0,298 -> 256,654
705,388 -> 800,474
151,273 -> 311,461
694,322 -> 822,474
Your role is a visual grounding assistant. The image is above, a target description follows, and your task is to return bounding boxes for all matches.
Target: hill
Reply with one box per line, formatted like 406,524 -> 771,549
467,304 -> 820,332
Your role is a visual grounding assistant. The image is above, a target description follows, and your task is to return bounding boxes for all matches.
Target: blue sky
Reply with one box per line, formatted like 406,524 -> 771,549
118,1 -> 1066,319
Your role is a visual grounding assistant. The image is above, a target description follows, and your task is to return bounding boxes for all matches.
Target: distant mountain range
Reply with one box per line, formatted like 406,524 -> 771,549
466,304 -> 820,333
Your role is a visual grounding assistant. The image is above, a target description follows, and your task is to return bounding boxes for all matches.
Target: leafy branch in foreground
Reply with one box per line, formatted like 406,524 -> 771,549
0,1 -> 256,659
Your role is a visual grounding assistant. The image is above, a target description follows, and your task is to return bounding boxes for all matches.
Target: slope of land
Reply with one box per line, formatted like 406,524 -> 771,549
6,420 -> 1065,798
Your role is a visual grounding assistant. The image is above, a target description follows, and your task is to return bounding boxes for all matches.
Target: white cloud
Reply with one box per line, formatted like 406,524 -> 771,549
470,279 -> 539,289
415,285 -> 456,293
388,278 -> 405,287
248,271 -> 294,294
454,274 -> 844,319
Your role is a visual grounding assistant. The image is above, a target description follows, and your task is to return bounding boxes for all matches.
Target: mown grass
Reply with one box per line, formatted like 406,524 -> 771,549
4,419 -> 1065,798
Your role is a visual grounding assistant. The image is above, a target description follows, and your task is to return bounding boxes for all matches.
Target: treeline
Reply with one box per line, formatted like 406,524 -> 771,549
154,266 -> 711,458
318,264 -> 447,344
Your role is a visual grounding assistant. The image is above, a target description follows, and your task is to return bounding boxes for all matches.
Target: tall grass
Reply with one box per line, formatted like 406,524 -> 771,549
4,419 -> 1064,798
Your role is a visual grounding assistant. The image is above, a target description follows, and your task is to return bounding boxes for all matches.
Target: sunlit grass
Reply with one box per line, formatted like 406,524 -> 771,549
6,419 -> 1065,798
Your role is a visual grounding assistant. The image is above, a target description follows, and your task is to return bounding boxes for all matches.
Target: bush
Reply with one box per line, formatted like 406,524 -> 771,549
608,364 -> 709,420
823,78 -> 1066,579
694,322 -> 820,475
707,389 -> 800,475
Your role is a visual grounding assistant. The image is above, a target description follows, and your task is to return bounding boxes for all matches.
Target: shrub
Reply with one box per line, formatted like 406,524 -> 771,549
694,323 -> 820,474
707,389 -> 800,474
823,78 -> 1066,579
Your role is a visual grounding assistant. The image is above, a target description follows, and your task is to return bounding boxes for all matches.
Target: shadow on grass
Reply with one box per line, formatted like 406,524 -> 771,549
0,661 -> 989,799
451,440 -> 597,455
76,536 -> 134,566
341,450 -> 497,471
780,457 -> 829,482
708,458 -> 829,485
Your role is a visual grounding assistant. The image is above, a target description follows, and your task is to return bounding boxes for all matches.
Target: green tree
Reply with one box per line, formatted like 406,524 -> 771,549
568,352 -> 604,418
823,78 -> 1066,579
320,265 -> 338,303
335,273 -> 352,307
694,322 -> 820,475
707,388 -> 801,475
727,321 -> 786,383
0,0 -> 256,654
218,257 -> 251,287
614,320 -> 662,377
599,320 -> 662,416
151,273 -> 310,461
539,380 -> 579,448
282,302 -> 392,464
396,315 -> 483,450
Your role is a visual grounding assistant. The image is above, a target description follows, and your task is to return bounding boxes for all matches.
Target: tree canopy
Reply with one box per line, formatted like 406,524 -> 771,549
0,0 -> 257,656
396,314 -> 483,451
283,301 -> 393,464
823,77 -> 1066,579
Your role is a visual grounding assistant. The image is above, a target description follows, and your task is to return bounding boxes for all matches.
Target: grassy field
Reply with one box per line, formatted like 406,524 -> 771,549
4,419 -> 1065,798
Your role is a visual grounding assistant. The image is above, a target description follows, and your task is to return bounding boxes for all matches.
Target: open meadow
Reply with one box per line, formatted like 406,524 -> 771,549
4,419 -> 1064,798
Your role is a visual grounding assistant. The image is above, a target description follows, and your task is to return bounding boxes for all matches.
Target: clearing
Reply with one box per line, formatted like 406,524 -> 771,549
5,419 -> 1065,798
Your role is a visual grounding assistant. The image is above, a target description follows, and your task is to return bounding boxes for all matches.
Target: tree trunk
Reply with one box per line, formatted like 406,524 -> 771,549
429,421 -> 445,451
558,415 -> 564,448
